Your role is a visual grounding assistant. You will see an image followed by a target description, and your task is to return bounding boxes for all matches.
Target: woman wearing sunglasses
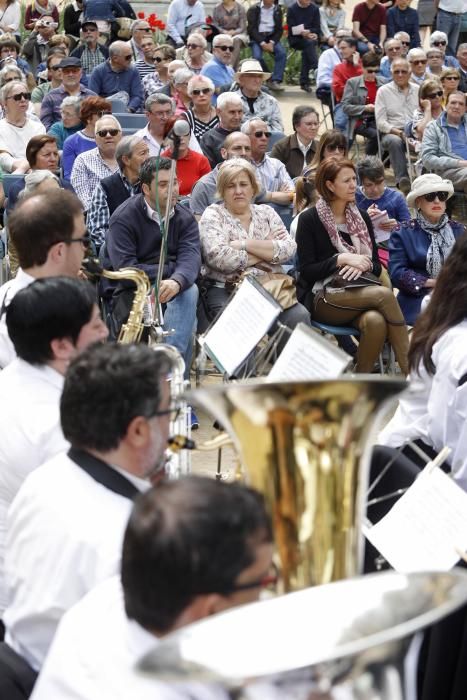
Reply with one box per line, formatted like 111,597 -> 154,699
410,78 -> 443,141
440,67 -> 461,106
304,129 -> 348,187
176,31 -> 210,74
0,80 -> 44,173
186,74 -> 218,140
389,174 -> 465,325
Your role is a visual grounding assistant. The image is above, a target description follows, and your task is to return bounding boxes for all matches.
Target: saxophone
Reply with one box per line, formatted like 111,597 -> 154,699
82,258 -> 192,477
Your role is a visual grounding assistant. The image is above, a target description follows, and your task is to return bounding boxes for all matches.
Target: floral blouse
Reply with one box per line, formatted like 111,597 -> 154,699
199,202 -> 296,283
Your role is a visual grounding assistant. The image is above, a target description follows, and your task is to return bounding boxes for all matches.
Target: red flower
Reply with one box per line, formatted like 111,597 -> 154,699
137,11 -> 145,19
205,15 -> 212,23
159,21 -> 166,30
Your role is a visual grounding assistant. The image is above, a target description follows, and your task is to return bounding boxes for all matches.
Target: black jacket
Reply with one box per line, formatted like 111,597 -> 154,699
247,3 -> 284,45
296,206 -> 381,306
287,2 -> 320,46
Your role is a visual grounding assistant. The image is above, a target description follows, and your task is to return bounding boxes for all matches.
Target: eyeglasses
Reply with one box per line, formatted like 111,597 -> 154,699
136,26 -> 152,32
186,43 -> 202,49
97,128 -> 120,137
153,56 -> 164,62
426,90 -> 443,98
49,65 -> 62,71
327,144 -> 345,152
433,40 -> 446,46
216,45 -> 234,52
423,191 -> 449,202
401,41 -> 410,46
366,68 -> 379,73
152,405 -> 181,421
393,69 -> 409,74
253,130 -> 271,138
69,232 -> 91,246
443,75 -> 460,80
6,91 -> 30,101
192,87 -> 211,95
411,59 -> 427,65
225,564 -> 279,593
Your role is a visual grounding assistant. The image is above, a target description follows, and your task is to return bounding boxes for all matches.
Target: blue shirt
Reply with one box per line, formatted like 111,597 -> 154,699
444,116 -> 467,159
88,61 -> 143,112
355,186 -> 410,223
200,57 -> 234,100
62,131 -> 96,180
386,6 -> 420,47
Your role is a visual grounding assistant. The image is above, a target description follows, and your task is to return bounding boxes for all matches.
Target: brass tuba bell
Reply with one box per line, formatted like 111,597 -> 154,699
188,377 -> 406,591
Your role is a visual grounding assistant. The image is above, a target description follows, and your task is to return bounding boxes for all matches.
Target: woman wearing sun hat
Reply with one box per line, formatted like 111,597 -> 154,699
389,173 -> 465,325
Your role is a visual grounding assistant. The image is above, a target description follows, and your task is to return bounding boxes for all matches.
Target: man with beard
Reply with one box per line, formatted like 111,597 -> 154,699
2,343 -> 174,674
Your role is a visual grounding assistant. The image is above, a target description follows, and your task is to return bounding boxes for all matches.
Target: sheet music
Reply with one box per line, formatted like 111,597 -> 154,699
268,323 -> 351,381
202,277 -> 281,376
365,466 -> 467,572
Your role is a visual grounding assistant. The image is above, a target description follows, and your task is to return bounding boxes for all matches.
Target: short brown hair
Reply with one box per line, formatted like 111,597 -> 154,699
26,134 -> 57,168
447,90 -> 467,105
79,95 -> 112,124
362,51 -> 380,68
9,190 -> 83,268
315,158 -> 356,202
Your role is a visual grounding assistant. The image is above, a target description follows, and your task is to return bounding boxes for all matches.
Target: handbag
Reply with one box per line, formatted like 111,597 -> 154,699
326,271 -> 382,291
255,272 -> 298,309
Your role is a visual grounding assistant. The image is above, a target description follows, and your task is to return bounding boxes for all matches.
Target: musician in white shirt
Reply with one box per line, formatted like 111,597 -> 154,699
0,189 -> 88,369
0,277 -> 108,617
4,343 -> 173,672
31,476 -> 273,700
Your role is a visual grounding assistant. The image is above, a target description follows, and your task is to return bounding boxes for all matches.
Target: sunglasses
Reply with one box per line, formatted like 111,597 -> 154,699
7,91 -> 30,101
411,59 -> 427,65
401,41 -> 410,46
253,130 -> 271,138
136,27 -> 152,32
192,87 -> 211,95
433,41 -> 446,46
423,191 -> 449,202
122,54 -> 133,61
217,45 -> 234,52
426,90 -> 443,98
443,75 -> 460,80
49,65 -> 62,71
393,69 -> 409,74
97,128 -> 120,137
186,43 -> 202,49
154,56 -> 164,62
366,68 -> 379,73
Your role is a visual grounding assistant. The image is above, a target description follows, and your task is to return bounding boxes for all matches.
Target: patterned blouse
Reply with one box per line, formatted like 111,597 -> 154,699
186,108 -> 219,140
142,72 -> 166,98
199,202 -> 297,283
212,1 -> 247,34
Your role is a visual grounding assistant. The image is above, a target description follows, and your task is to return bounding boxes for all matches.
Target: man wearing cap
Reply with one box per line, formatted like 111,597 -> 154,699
200,34 -> 235,95
89,40 -> 144,113
40,57 -> 96,130
232,59 -> 283,132
70,21 -> 109,75
421,91 -> 467,193
246,0 -> 285,92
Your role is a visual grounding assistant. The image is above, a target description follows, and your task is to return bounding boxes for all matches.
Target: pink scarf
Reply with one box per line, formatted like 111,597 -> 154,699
316,197 -> 373,256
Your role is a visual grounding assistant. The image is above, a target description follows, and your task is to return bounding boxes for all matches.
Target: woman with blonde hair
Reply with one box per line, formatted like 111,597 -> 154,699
296,157 -> 409,374
410,78 -> 443,140
440,67 -> 461,105
199,158 -> 310,335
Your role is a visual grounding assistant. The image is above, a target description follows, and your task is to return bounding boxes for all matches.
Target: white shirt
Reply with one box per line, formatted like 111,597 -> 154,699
166,0 -> 206,45
316,47 -> 341,88
4,452 -> 136,670
0,359 -> 67,615
0,118 -> 45,172
438,0 -> 464,13
0,267 -> 35,369
258,2 -> 275,34
134,124 -> 203,156
31,576 -> 228,700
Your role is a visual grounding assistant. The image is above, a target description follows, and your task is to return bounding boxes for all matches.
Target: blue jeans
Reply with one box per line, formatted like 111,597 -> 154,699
251,41 -> 286,82
437,8 -> 462,55
333,102 -> 348,134
163,283 -> 198,379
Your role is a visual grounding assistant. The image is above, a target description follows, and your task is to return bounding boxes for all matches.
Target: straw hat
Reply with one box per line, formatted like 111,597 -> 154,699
234,59 -> 271,82
406,173 -> 454,208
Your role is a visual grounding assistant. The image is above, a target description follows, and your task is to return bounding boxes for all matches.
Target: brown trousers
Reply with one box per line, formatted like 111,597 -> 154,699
313,284 -> 409,374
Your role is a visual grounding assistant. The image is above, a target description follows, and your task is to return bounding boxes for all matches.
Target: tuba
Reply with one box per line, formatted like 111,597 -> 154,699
187,377 -> 406,590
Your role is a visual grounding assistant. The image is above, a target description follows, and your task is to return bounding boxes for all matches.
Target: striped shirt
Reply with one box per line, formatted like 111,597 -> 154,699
186,108 -> 219,141
135,59 -> 157,81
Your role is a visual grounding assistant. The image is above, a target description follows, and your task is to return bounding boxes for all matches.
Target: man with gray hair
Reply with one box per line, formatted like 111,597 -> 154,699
232,59 -> 283,132
429,30 -> 459,68
127,19 -> 153,61
200,91 -> 244,167
200,34 -> 235,94
87,135 -> 150,250
89,41 -> 144,112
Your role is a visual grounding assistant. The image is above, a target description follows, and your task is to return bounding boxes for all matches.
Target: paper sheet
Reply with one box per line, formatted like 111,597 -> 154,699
268,323 -> 351,381
365,467 -> 467,572
202,277 -> 281,376
291,23 -> 305,35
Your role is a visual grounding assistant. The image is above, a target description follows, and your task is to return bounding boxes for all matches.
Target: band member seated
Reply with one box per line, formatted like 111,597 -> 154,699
104,156 -> 200,378
0,190 -> 88,369
0,278 -> 108,625
3,343 -> 173,677
30,477 -> 273,699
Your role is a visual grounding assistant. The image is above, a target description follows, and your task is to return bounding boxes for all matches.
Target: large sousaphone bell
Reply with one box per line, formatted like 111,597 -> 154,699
188,378 -> 406,590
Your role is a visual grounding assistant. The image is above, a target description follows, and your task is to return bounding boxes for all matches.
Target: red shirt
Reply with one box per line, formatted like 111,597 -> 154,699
352,2 -> 387,40
365,79 -> 377,104
332,62 -> 363,102
161,148 -> 211,196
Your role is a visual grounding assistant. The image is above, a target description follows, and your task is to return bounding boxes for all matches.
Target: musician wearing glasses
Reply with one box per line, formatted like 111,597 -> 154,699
89,41 -> 144,113
341,51 -> 385,155
388,174 -> 464,325
233,59 -> 283,133
71,114 -> 121,209
0,80 -> 44,174
2,343 -> 171,677
29,477 -> 273,699
200,34 -> 235,94
421,91 -> 467,193
40,57 -> 95,130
